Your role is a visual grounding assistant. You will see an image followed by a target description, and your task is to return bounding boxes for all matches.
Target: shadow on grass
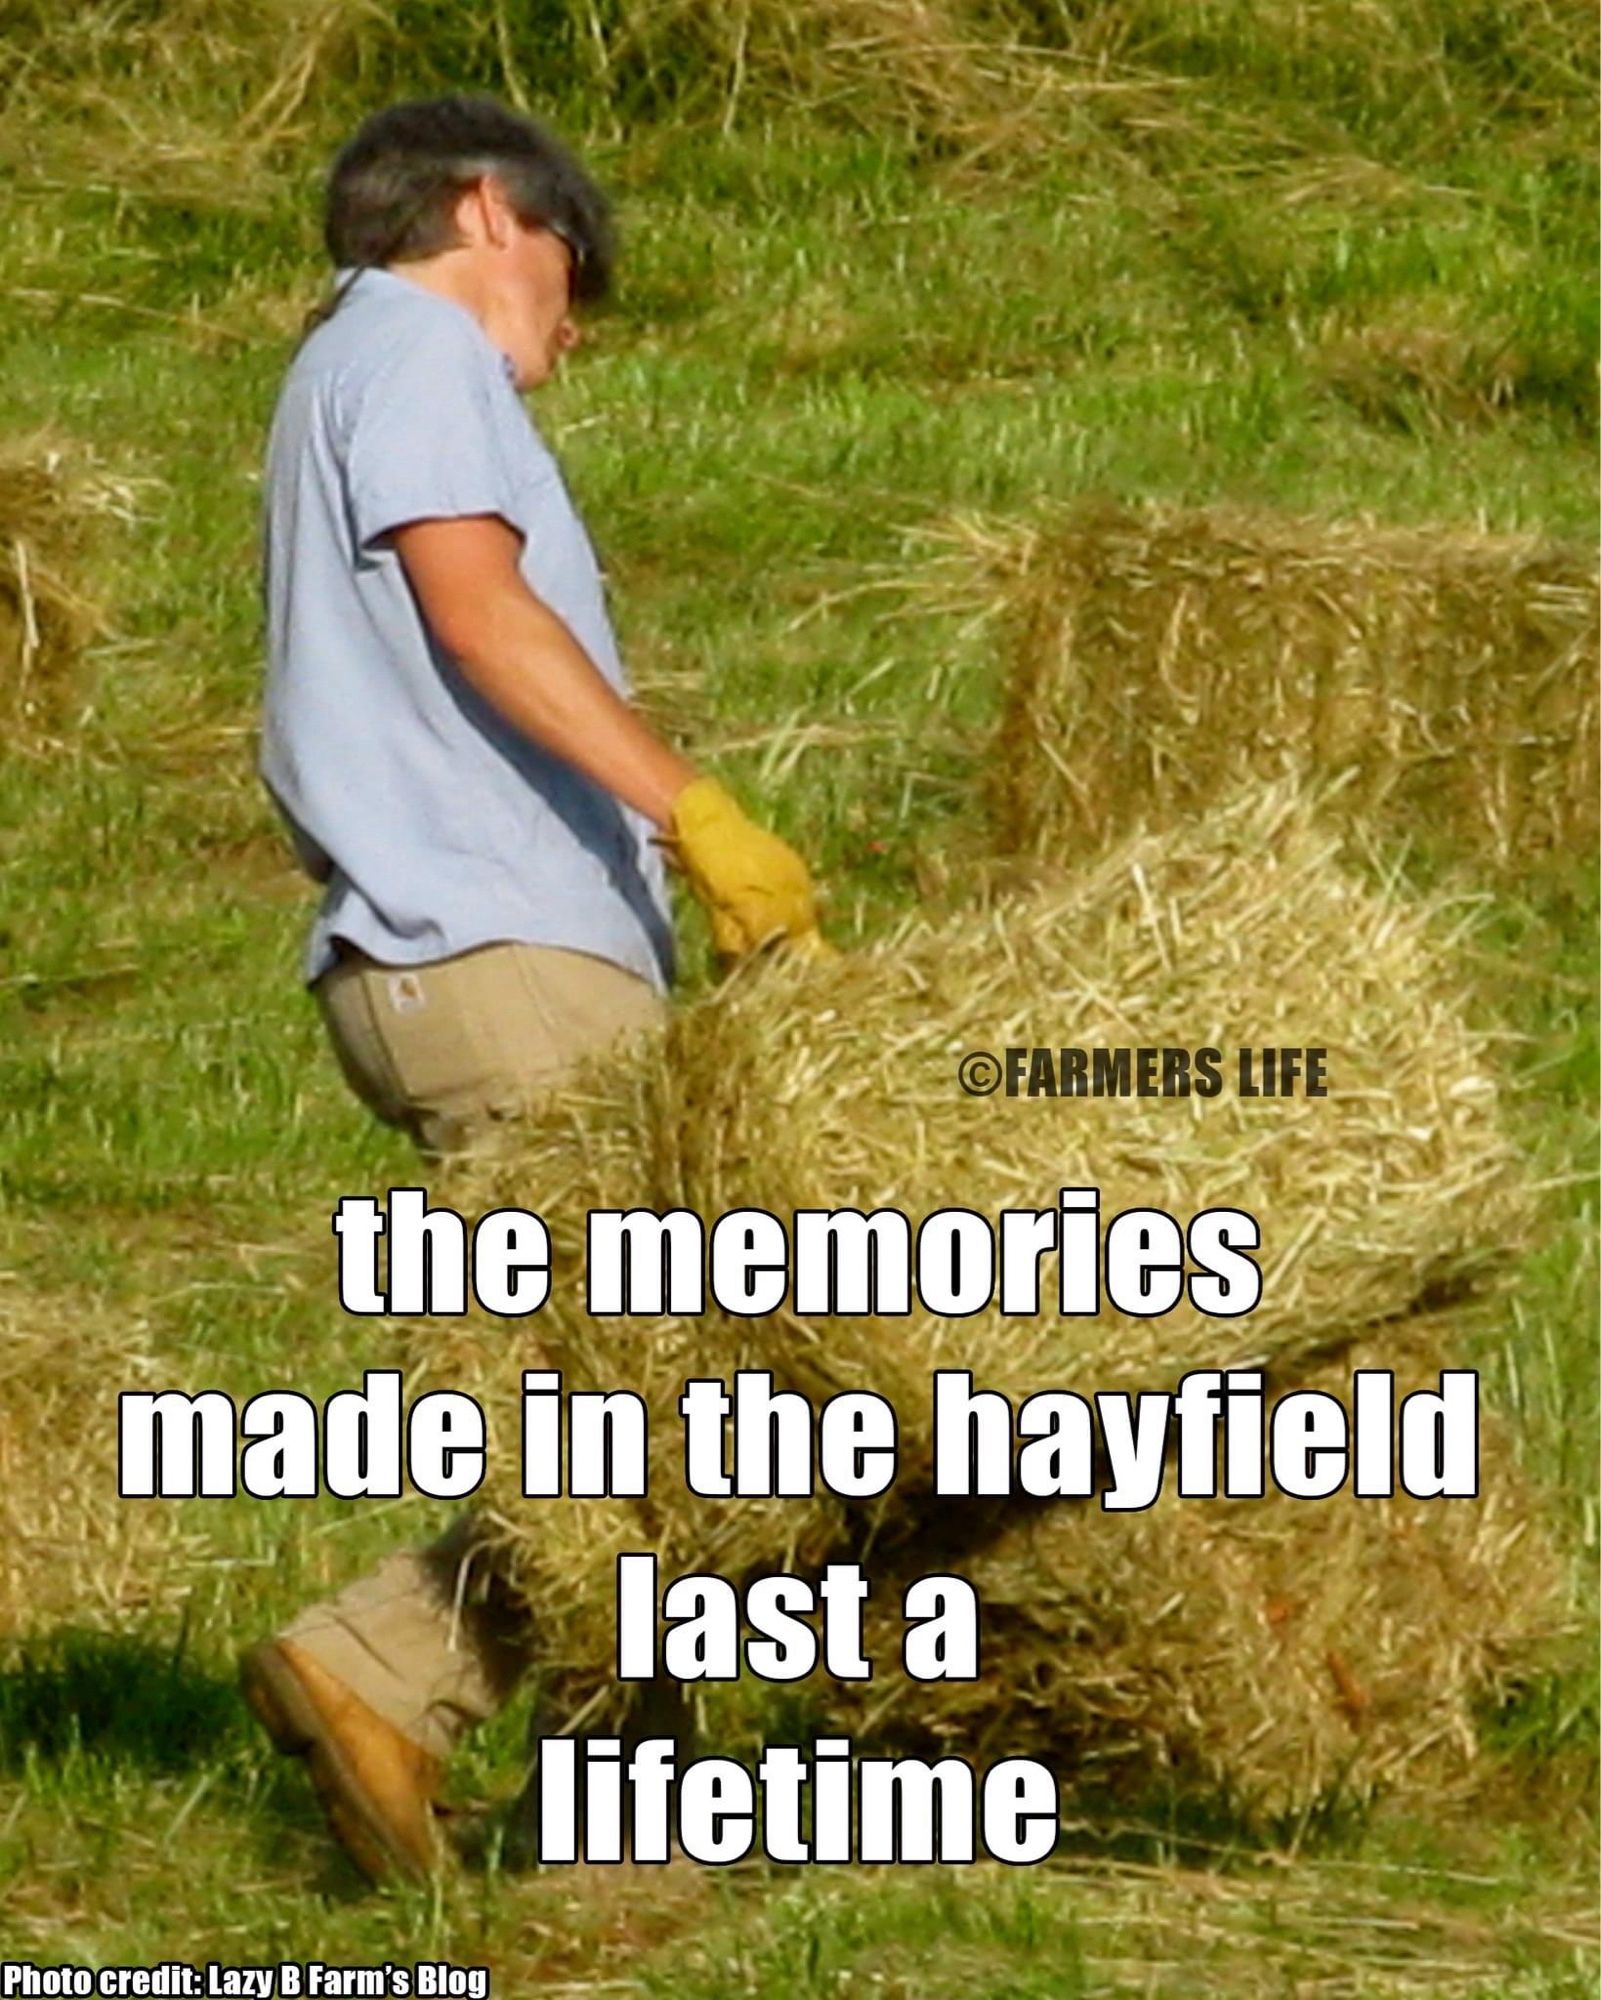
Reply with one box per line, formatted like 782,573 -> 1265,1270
0,1626 -> 243,1775
1052,1775 -> 1373,1874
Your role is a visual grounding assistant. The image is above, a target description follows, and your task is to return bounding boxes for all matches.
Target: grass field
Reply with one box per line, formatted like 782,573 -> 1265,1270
0,1 -> 1596,1990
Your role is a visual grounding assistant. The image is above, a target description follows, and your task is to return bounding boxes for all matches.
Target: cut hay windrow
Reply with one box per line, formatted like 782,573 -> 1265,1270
13,0 -> 1586,210
823,1331 -> 1571,1825
965,501 -> 1599,871
431,785 -> 1532,1708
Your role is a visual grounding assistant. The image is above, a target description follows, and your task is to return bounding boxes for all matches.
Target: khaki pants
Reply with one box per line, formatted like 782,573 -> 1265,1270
285,941 -> 668,1754
316,938 -> 666,1158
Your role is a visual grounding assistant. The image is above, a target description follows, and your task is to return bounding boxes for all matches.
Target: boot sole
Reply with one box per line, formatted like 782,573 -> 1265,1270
240,1642 -> 443,1885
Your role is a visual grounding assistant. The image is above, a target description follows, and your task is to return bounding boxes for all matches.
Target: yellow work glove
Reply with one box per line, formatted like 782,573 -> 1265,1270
668,777 -> 825,959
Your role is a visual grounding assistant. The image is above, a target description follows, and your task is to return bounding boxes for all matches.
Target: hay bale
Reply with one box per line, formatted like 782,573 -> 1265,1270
970,501 -> 1599,871
433,785 -> 1529,1702
0,440 -> 104,744
629,783 -> 1523,1442
424,1138 -> 851,1709
826,1332 -> 1570,1825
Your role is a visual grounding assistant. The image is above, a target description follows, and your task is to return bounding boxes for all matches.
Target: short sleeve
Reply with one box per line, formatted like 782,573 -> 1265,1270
340,324 -> 539,551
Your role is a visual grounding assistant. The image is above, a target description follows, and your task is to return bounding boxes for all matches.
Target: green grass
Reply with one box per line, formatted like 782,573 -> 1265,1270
0,1 -> 1595,1989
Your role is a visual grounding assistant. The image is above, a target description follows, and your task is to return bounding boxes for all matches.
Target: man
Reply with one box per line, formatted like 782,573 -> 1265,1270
243,95 -> 823,1883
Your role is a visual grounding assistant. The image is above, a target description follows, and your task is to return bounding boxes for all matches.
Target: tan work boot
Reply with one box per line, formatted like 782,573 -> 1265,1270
241,1638 -> 445,1884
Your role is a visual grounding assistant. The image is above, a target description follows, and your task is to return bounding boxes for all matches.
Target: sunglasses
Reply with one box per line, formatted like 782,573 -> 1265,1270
537,216 -> 586,305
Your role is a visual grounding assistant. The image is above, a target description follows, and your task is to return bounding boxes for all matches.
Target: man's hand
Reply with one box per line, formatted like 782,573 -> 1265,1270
668,777 -> 824,959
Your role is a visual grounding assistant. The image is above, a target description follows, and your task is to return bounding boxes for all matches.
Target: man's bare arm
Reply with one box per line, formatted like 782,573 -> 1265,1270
392,512 -> 825,955
390,514 -> 696,826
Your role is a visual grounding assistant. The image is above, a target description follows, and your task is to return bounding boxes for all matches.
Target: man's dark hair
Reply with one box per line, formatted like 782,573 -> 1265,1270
324,94 -> 614,303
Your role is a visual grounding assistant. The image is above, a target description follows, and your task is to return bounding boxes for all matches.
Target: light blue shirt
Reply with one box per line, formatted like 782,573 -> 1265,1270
260,267 -> 674,990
